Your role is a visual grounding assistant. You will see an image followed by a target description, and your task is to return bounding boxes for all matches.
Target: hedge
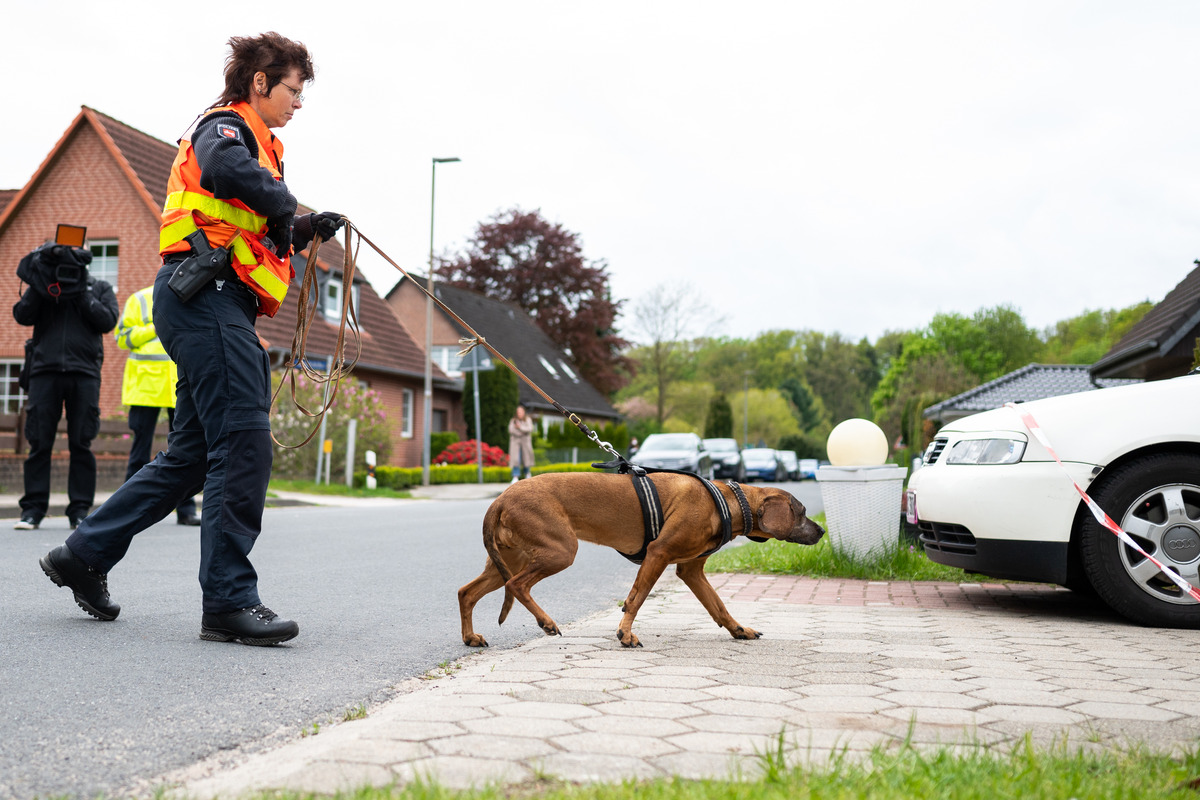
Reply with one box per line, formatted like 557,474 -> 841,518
353,462 -> 606,488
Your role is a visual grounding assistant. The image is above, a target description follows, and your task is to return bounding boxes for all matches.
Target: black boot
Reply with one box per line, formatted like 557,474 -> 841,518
39,545 -> 120,621
200,604 -> 299,646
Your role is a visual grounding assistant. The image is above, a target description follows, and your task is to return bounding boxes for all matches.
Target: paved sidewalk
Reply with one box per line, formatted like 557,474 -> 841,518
166,573 -> 1200,798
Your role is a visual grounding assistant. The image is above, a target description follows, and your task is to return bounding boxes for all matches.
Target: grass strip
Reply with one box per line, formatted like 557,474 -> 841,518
267,479 -> 412,499
236,736 -> 1200,800
705,515 -> 967,582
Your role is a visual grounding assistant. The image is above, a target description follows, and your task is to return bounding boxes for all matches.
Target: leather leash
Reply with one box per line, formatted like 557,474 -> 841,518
276,219 -> 625,461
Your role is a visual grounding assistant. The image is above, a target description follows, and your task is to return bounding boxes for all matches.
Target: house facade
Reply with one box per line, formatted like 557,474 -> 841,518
385,274 -> 621,442
0,106 -> 461,469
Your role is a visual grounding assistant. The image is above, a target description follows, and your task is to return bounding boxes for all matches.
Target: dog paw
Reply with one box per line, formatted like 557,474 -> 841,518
463,634 -> 490,647
731,626 -> 760,640
541,621 -> 561,637
616,629 -> 641,648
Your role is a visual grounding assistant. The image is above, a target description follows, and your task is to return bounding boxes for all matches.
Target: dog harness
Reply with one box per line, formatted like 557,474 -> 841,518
593,458 -> 759,565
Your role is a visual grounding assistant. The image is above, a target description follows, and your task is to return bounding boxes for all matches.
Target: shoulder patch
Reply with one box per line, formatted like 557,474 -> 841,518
217,124 -> 241,141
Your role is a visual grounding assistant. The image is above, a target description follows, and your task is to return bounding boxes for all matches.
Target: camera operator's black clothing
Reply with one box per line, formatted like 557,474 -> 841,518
13,278 -> 118,523
13,278 -> 119,379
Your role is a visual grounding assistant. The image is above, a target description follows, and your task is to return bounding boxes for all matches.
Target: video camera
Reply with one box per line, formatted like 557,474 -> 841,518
15,224 -> 92,300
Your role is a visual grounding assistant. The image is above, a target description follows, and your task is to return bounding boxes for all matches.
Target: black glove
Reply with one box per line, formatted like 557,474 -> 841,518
292,211 -> 345,252
265,215 -> 294,259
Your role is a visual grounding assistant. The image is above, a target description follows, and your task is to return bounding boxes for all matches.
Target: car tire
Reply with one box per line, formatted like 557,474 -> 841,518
1079,452 -> 1200,628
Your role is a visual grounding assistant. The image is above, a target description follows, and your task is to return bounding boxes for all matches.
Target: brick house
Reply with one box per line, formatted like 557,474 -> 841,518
385,274 -> 620,444
0,106 -> 462,471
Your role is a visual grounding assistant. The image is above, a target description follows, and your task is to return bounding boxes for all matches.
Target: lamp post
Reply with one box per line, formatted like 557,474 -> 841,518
422,156 -> 461,487
743,370 -> 751,448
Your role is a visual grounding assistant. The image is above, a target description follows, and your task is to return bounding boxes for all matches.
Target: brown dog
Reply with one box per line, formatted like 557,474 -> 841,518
457,472 -> 824,648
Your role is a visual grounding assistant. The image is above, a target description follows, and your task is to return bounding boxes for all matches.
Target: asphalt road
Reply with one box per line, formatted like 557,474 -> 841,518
0,480 -> 822,800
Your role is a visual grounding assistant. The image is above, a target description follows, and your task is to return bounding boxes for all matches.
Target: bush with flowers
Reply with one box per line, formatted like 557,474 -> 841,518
271,373 -> 393,480
434,439 -> 509,466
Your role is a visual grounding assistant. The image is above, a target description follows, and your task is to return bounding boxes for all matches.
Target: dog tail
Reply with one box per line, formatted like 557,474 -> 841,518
482,501 -> 516,625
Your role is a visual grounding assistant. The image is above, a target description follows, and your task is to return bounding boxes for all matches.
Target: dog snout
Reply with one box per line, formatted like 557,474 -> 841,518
789,517 -> 825,545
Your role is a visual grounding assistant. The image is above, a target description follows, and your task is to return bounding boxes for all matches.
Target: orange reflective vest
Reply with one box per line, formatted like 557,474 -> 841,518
159,102 -> 294,317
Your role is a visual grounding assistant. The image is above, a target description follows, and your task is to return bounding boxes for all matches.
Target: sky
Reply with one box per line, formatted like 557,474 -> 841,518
5,2 -> 1200,347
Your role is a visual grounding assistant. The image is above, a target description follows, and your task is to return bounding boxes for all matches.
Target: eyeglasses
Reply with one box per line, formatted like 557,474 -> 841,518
277,81 -> 305,103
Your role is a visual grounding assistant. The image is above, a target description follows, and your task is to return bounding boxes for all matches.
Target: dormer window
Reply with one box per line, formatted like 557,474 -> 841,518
323,274 -> 361,326
538,355 -> 560,379
558,360 -> 580,383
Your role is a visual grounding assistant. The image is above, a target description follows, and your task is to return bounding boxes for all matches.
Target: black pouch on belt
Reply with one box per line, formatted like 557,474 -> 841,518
167,230 -> 231,302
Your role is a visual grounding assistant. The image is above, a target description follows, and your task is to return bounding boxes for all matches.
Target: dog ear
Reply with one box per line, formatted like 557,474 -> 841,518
758,493 -> 798,537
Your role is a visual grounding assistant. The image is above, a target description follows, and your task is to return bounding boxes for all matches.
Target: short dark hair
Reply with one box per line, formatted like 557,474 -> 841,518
213,32 -> 315,108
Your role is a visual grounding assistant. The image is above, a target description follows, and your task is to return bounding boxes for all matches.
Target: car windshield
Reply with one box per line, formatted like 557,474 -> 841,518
743,449 -> 775,460
703,439 -> 738,453
639,435 -> 696,452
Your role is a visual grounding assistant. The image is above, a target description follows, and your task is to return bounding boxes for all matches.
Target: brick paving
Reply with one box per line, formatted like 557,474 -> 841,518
165,573 -> 1200,798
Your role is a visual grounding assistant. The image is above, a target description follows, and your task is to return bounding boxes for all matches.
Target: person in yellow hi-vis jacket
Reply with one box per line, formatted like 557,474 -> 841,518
116,286 -> 199,526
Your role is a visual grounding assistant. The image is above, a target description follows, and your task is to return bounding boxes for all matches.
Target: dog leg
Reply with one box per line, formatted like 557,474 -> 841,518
675,559 -> 759,640
506,544 -> 576,638
615,553 -> 671,648
457,558 -> 509,647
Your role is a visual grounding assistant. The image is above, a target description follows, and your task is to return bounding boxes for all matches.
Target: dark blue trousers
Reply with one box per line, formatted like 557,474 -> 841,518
126,405 -> 198,520
68,265 -> 273,613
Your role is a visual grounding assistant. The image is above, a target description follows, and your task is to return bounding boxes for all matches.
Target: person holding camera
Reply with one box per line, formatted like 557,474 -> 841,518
39,32 -> 342,646
12,243 -> 119,530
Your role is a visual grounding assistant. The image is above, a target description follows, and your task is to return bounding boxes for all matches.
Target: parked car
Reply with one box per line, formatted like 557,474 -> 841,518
741,448 -> 786,482
777,450 -> 800,481
703,438 -> 745,481
906,373 -> 1200,628
632,433 -> 714,479
798,458 -> 820,480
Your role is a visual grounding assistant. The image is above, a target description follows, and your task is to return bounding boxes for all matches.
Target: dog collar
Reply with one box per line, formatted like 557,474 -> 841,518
727,480 -> 766,542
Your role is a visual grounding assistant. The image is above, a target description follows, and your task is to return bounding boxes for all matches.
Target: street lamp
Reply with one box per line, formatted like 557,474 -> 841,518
423,156 -> 461,487
743,370 -> 751,449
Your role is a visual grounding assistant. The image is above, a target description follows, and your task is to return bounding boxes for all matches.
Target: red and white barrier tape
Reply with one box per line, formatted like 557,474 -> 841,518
1005,402 -> 1200,602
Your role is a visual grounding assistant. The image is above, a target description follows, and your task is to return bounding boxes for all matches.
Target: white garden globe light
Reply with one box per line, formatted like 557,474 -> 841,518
826,418 -> 889,466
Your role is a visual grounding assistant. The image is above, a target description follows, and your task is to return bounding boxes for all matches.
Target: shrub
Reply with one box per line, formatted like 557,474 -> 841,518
434,439 -> 509,466
430,431 -> 459,461
271,374 -> 393,480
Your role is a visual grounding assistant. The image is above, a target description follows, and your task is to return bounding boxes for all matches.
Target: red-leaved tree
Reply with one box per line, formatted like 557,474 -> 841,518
436,208 -> 632,395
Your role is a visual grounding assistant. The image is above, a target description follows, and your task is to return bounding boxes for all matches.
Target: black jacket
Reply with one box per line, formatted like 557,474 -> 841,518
13,278 -> 119,379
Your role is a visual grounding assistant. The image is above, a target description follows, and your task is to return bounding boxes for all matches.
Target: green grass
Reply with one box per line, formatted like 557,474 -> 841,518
238,736 -> 1200,799
705,514 -> 969,582
267,478 -> 412,499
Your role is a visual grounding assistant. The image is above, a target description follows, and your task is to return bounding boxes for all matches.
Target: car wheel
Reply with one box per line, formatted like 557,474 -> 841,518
1079,453 -> 1200,628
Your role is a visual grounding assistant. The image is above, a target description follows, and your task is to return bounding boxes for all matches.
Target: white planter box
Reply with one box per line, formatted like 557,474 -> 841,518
816,465 -> 907,559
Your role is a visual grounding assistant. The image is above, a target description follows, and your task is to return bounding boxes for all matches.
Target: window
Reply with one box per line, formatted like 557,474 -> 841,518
88,240 -> 118,288
538,354 -> 560,379
558,360 -> 580,383
0,361 -> 25,413
401,388 -> 413,437
432,346 -> 464,376
322,275 -> 360,326
433,409 -> 448,432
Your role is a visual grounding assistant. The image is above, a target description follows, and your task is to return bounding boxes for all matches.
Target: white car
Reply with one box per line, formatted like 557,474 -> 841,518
906,373 -> 1200,628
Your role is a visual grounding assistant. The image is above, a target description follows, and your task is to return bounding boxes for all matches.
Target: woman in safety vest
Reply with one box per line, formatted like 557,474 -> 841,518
40,32 -> 342,646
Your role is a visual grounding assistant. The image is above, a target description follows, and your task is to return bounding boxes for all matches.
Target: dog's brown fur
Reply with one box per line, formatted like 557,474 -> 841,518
457,472 -> 824,648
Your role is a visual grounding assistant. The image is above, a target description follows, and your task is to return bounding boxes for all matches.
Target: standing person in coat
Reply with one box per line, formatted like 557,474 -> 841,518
12,242 -> 119,530
116,286 -> 199,526
508,404 -> 535,483
39,32 -> 343,646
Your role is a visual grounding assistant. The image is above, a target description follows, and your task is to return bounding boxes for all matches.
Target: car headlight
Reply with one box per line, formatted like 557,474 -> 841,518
944,438 -> 1026,465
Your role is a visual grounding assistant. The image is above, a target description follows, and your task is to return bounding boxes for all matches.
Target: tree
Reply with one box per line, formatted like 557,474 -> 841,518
731,388 -> 802,449
627,282 -> 716,427
464,361 -> 519,449
930,305 -> 1040,381
779,376 -> 826,432
1038,302 -> 1153,365
705,393 -> 734,438
437,208 -> 632,395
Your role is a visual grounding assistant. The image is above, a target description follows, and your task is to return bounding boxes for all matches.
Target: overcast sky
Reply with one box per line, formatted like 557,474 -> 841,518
5,2 -> 1200,346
